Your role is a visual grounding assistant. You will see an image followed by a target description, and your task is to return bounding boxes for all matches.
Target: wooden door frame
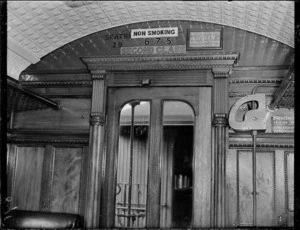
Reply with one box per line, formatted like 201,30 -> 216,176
81,53 -> 238,228
104,87 -> 210,228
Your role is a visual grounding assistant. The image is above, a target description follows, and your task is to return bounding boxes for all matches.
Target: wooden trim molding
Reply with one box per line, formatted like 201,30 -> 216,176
229,79 -> 282,84
81,53 -> 239,71
7,138 -> 89,144
7,132 -> 89,144
108,70 -> 213,87
233,65 -> 290,71
229,133 -> 294,149
20,81 -> 92,88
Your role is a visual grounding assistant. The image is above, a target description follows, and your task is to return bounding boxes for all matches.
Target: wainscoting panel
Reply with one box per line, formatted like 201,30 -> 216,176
237,150 -> 253,226
49,147 -> 83,214
256,151 -> 275,226
237,150 -> 275,226
12,146 -> 45,210
226,149 -> 238,226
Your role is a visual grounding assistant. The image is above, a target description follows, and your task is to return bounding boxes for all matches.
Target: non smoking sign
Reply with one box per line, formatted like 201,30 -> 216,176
131,27 -> 178,38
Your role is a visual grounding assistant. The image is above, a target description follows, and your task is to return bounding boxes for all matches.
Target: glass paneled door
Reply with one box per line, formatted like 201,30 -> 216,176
103,87 -> 212,228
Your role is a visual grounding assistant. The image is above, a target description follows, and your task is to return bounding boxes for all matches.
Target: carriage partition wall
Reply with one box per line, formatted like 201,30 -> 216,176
6,141 -> 89,215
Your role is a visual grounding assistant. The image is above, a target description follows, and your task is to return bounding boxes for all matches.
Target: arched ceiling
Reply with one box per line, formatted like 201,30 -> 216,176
7,1 -> 294,79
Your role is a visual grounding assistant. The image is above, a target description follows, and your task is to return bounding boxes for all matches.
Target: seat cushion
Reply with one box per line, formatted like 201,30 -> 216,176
2,209 -> 82,228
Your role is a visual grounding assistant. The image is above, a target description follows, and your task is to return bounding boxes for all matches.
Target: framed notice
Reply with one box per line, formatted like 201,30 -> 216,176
187,29 -> 223,50
271,116 -> 294,133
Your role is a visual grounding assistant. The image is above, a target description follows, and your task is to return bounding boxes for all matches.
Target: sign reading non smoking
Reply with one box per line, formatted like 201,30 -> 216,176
131,27 -> 178,38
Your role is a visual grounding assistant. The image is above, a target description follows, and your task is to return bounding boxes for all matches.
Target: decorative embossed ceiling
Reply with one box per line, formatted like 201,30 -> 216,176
7,1 -> 294,79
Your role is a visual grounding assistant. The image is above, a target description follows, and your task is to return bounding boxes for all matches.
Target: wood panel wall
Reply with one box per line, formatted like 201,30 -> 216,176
226,147 -> 294,227
7,143 -> 88,216
12,98 -> 90,131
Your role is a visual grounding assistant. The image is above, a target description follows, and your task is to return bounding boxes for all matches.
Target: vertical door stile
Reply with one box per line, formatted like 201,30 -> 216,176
193,87 -> 212,227
146,99 -> 162,227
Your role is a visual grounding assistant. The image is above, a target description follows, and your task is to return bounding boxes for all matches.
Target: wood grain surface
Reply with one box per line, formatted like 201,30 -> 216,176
13,146 -> 45,210
49,147 -> 83,214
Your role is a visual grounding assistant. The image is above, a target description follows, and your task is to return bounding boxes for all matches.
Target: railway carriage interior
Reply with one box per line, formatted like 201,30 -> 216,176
1,1 -> 295,228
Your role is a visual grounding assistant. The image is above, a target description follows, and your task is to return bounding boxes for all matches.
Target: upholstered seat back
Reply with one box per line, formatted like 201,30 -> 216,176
2,209 -> 82,228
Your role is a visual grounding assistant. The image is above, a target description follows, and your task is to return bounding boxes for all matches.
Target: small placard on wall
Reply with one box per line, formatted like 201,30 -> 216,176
187,29 -> 222,50
271,116 -> 294,133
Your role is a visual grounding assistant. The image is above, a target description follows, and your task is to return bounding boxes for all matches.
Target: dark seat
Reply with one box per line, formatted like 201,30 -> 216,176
2,209 -> 83,229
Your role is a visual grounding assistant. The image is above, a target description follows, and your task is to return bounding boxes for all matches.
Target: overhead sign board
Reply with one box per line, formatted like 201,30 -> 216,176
187,29 -> 222,50
131,27 -> 178,38
271,116 -> 294,133
121,45 -> 186,55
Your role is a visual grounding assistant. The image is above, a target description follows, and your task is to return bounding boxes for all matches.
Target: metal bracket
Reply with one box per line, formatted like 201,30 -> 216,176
229,94 -> 267,132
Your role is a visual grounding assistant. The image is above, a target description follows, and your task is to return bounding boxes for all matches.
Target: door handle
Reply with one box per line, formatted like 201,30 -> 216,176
160,203 -> 167,207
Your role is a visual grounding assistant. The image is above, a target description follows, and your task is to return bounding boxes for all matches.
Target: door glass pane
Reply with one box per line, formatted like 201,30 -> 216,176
161,101 -> 194,228
115,101 -> 150,228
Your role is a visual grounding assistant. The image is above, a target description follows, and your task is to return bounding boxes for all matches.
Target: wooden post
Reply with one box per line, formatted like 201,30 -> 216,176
212,67 -> 230,228
84,70 -> 106,228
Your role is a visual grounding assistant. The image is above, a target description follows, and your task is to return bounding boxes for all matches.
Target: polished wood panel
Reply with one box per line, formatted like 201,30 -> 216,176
160,128 -> 175,228
238,150 -> 253,226
285,151 -> 294,227
193,87 -> 211,227
274,150 -> 286,227
237,150 -> 275,226
13,98 -> 90,131
13,146 -> 45,210
256,152 -> 275,226
49,147 -> 83,214
226,149 -> 238,226
285,152 -> 294,212
39,145 -> 54,211
146,99 -> 161,227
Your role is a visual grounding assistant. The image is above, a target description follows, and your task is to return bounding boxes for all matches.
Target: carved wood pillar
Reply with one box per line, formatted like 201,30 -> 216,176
211,67 -> 230,228
85,70 -> 106,228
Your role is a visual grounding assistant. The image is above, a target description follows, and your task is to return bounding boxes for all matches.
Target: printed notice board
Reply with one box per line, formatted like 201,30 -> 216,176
271,116 -> 294,133
187,29 -> 222,50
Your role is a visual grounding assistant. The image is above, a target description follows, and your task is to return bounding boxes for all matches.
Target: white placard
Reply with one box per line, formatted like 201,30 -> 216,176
131,27 -> 178,38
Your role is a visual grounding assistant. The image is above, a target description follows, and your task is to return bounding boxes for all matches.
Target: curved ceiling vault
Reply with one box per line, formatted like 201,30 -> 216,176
7,1 -> 294,79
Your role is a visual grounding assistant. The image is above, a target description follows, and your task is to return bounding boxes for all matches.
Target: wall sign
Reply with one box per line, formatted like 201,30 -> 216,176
187,29 -> 222,50
131,27 -> 178,38
121,45 -> 186,55
271,116 -> 294,133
